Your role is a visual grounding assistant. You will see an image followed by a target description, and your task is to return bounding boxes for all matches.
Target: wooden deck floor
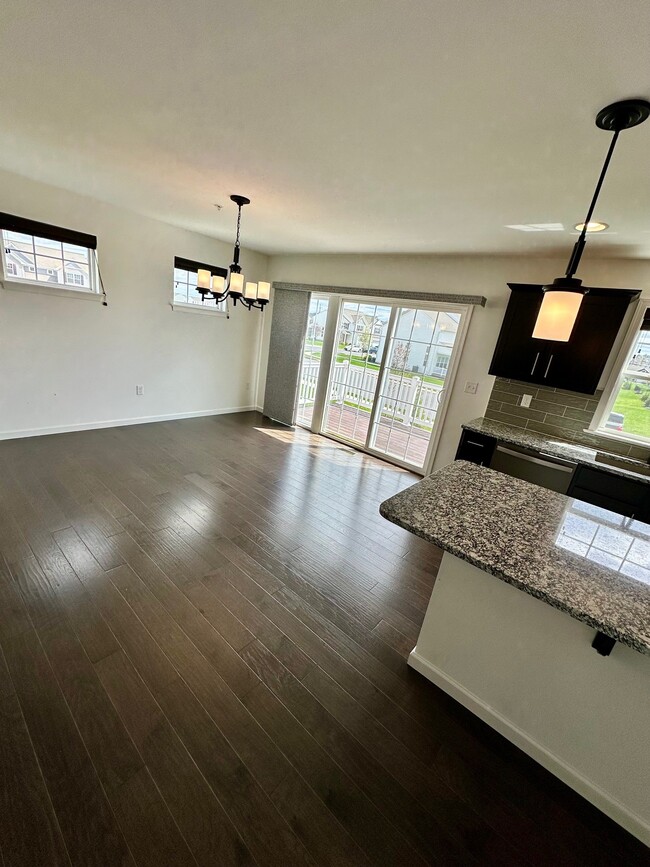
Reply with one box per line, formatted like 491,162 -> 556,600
299,403 -> 431,467
0,412 -> 644,866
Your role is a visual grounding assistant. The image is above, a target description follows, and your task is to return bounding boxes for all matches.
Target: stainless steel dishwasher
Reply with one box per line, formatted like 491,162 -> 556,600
489,444 -> 576,494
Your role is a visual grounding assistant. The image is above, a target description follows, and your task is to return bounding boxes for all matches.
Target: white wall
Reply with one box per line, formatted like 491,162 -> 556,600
3,169 -> 648,462
410,553 -> 650,844
264,254 -> 650,469
0,170 -> 269,437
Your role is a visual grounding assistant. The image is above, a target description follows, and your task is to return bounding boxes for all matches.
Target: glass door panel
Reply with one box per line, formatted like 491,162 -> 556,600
369,306 -> 460,469
296,295 -> 330,427
322,300 -> 391,446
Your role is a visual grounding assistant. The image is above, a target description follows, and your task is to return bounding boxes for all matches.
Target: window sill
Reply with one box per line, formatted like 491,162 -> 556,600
1,279 -> 102,301
171,302 -> 228,317
585,427 -> 650,449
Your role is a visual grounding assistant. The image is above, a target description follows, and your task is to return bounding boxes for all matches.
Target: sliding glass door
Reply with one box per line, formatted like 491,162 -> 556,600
296,295 -> 467,473
322,300 -> 391,446
369,306 -> 460,467
296,295 -> 330,427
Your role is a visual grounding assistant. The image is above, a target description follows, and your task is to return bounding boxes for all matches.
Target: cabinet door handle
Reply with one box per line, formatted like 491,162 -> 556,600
466,440 -> 485,447
531,352 -> 540,375
544,354 -> 554,378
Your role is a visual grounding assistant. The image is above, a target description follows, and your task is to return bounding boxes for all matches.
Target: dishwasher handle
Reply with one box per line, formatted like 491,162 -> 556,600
495,445 -> 576,473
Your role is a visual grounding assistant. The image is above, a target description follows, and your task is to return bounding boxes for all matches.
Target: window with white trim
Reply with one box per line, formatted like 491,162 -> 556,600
592,302 -> 650,445
0,212 -> 98,294
65,271 -> 85,286
173,256 -> 227,313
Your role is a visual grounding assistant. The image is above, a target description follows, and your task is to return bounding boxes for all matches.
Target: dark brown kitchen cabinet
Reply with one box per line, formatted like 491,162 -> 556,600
567,464 -> 650,522
455,429 -> 497,465
488,284 -> 639,394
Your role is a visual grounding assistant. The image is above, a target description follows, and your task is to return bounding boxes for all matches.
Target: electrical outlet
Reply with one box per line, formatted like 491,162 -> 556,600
464,381 -> 479,395
136,385 -> 144,396
520,393 -> 533,408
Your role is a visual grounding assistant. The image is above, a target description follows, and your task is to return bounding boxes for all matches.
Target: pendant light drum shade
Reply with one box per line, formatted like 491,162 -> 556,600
532,290 -> 584,341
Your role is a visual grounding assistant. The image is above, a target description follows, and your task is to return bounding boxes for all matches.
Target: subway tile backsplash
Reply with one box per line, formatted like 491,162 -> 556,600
485,377 -> 650,462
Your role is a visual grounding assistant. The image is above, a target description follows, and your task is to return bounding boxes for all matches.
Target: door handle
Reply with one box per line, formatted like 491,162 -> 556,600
531,352 -> 540,375
544,355 -> 554,378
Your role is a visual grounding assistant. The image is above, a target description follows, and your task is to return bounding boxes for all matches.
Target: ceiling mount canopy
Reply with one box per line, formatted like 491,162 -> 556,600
532,97 -> 650,342
595,98 -> 650,131
195,195 -> 270,312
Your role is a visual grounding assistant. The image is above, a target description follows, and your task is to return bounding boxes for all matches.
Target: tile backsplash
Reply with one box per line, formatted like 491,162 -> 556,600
485,378 -> 650,462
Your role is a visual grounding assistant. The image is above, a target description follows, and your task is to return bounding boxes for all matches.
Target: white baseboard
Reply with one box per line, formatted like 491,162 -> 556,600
0,405 -> 260,441
408,649 -> 650,845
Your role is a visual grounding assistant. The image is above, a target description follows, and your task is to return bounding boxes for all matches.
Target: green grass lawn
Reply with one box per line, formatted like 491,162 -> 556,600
612,386 -> 650,437
333,354 -> 444,386
304,341 -> 445,387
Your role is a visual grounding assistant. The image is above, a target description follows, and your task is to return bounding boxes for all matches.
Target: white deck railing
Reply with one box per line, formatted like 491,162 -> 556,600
298,360 -> 442,430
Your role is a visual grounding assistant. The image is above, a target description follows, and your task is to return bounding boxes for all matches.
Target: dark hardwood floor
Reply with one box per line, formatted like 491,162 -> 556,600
0,411 -> 645,866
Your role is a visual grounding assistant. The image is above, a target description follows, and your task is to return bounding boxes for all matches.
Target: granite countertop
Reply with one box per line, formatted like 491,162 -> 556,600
380,461 -> 650,655
462,417 -> 650,483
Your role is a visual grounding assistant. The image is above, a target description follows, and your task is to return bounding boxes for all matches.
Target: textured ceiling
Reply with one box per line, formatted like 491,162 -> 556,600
1,0 -> 650,256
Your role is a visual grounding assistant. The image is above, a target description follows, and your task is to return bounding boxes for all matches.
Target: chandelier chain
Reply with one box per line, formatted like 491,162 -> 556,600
235,204 -> 242,249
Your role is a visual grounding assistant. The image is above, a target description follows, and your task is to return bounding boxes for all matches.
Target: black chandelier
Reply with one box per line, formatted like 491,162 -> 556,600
533,98 -> 650,341
196,195 -> 270,311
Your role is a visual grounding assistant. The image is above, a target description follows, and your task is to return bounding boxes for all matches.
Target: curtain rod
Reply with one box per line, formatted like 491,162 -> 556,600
272,281 -> 486,307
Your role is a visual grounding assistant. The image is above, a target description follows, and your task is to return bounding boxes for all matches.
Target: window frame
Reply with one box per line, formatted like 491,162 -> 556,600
589,297 -> 650,446
0,213 -> 100,300
172,256 -> 229,317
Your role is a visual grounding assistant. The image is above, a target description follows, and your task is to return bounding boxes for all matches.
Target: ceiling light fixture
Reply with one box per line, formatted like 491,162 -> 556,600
533,98 -> 650,342
573,220 -> 609,233
196,195 -> 270,311
506,223 -> 565,232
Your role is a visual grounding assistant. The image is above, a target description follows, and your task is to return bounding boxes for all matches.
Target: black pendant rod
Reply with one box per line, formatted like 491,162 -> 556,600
565,129 -> 620,279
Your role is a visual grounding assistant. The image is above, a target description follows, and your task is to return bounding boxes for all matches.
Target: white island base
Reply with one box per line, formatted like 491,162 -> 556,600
408,552 -> 650,845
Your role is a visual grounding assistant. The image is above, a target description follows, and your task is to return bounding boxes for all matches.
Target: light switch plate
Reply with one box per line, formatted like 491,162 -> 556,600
464,381 -> 479,395
520,394 -> 533,408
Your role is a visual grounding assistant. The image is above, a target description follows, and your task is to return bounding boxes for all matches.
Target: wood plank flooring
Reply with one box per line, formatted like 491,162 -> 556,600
0,411 -> 645,866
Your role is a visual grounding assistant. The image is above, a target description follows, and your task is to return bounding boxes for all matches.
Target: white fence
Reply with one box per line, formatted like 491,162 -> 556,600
298,360 -> 443,430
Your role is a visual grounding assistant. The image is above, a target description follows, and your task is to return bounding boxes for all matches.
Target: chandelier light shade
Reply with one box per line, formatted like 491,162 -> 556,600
211,274 -> 226,294
197,268 -> 211,292
533,98 -> 650,341
228,271 -> 245,297
195,195 -> 269,312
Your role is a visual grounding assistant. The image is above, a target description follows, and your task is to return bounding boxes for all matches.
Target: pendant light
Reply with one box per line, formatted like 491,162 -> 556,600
533,99 -> 650,342
196,195 -> 269,311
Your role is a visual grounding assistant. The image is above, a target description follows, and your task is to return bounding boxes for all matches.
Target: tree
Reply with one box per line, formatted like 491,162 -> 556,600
392,341 -> 411,371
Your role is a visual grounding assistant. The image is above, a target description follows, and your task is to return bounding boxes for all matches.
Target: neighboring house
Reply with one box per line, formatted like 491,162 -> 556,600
338,310 -> 386,346
308,307 -> 329,340
4,237 -> 90,287
375,310 -> 459,377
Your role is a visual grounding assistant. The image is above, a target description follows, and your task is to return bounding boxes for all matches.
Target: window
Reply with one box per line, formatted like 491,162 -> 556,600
173,256 -> 227,313
434,353 -> 450,372
0,212 -> 98,295
593,302 -> 650,445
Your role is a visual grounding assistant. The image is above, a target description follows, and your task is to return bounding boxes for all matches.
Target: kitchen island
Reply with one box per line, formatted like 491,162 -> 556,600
380,461 -> 650,844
